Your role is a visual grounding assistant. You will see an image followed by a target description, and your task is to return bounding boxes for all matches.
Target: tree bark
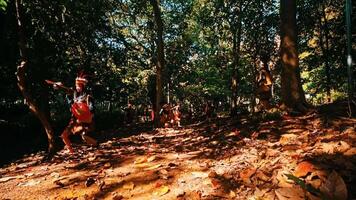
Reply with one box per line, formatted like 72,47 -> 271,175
280,0 -> 308,112
149,0 -> 165,127
15,0 -> 56,153
320,2 -> 331,103
230,2 -> 242,117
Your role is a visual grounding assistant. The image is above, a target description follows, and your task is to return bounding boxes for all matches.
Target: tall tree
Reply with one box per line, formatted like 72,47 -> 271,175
14,0 -> 56,154
280,0 -> 308,112
149,0 -> 165,127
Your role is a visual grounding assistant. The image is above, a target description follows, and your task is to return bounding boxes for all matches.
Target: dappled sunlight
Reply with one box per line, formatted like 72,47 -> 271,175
0,102 -> 355,199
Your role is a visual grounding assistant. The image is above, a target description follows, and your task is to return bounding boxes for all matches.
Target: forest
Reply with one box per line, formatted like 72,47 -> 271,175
0,0 -> 355,199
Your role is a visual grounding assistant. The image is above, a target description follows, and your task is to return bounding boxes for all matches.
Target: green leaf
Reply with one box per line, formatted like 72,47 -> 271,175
285,173 -> 329,200
0,0 -> 8,11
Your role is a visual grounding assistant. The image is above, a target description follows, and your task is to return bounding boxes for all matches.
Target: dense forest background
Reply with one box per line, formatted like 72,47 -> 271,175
0,0 -> 355,163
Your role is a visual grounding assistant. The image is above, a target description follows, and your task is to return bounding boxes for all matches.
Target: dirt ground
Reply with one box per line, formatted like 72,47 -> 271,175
0,102 -> 355,200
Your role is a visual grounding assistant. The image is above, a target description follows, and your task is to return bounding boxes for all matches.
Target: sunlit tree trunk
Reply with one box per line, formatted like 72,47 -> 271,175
150,0 -> 165,127
15,0 -> 56,153
280,0 -> 308,112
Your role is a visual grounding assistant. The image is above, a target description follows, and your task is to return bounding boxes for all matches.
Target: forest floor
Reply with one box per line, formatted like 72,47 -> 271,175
0,101 -> 356,200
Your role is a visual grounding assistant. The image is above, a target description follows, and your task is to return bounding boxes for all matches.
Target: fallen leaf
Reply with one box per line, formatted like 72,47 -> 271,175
18,179 -> 41,187
343,147 -> 356,156
279,134 -> 298,145
320,170 -> 347,200
159,169 -> 168,175
88,156 -> 96,161
240,168 -> 256,184
135,163 -> 150,168
275,187 -> 304,200
123,182 -> 135,190
211,178 -> 221,189
145,164 -> 162,170
147,155 -> 156,162
294,161 -> 315,177
53,180 -> 65,187
112,192 -> 124,200
153,185 -> 170,196
335,141 -> 350,153
255,170 -> 270,182
0,176 -> 21,183
229,190 -> 236,198
134,157 -> 147,164
104,162 -> 111,169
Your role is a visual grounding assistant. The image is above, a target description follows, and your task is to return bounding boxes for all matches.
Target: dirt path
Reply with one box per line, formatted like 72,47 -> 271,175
0,107 -> 355,200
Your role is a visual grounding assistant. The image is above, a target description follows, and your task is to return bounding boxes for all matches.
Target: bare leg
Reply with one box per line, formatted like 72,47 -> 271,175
81,132 -> 97,146
61,130 -> 74,153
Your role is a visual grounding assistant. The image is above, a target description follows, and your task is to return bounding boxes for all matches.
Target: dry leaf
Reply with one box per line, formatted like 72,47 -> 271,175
240,168 -> 256,184
18,179 -> 41,187
344,147 -> 356,156
211,178 -> 221,189
255,170 -> 270,182
123,182 -> 135,190
279,134 -> 298,145
294,161 -> 314,177
134,157 -> 147,164
320,170 -> 347,200
88,156 -> 96,161
145,164 -> 162,170
335,141 -> 350,153
229,190 -> 236,198
275,187 -> 304,200
319,142 -> 335,154
135,163 -> 150,168
104,162 -> 111,169
147,155 -> 156,162
159,169 -> 168,175
0,176 -> 19,183
153,185 -> 170,196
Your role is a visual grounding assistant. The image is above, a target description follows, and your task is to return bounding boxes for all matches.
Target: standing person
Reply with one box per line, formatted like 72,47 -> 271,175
51,71 -> 97,153
125,103 -> 134,125
172,103 -> 182,127
159,102 -> 172,127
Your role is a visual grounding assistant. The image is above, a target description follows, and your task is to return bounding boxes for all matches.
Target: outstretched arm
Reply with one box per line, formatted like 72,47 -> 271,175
45,80 -> 74,95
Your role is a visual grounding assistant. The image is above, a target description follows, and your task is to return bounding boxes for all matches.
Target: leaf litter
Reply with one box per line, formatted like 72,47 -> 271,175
0,103 -> 355,199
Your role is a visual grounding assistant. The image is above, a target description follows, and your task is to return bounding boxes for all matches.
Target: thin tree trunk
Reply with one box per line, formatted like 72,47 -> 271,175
230,7 -> 242,117
280,0 -> 308,112
321,2 -> 331,103
15,0 -> 56,153
150,0 -> 165,127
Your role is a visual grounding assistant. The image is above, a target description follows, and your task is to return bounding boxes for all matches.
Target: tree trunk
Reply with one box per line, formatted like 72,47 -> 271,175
230,2 -> 242,117
15,0 -> 56,153
321,2 -> 331,103
280,0 -> 308,112
149,0 -> 165,127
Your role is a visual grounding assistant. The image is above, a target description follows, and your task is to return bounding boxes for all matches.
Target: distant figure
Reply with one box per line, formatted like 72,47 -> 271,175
51,71 -> 97,154
204,101 -> 214,120
172,104 -> 182,127
257,69 -> 272,110
187,103 -> 194,121
125,103 -> 134,124
150,106 -> 155,122
159,103 -> 173,127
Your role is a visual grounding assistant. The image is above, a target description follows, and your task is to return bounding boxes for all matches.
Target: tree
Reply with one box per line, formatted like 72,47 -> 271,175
280,0 -> 308,112
149,0 -> 165,127
14,0 -> 56,154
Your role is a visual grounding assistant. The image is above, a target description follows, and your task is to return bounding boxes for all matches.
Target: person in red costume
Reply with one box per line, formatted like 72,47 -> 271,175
52,71 -> 97,153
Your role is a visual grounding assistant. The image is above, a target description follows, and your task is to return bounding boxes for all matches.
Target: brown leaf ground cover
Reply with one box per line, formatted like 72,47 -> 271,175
0,101 -> 355,200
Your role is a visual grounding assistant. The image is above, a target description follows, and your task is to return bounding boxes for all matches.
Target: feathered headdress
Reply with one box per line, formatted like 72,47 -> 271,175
75,70 -> 88,86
